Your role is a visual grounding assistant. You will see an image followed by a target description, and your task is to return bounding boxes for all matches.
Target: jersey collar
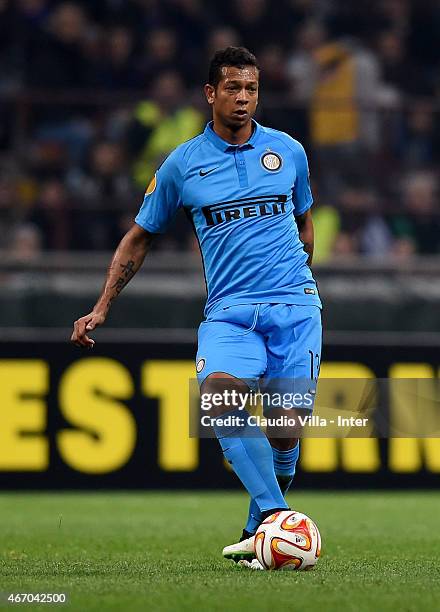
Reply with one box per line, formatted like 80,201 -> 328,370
204,119 -> 261,152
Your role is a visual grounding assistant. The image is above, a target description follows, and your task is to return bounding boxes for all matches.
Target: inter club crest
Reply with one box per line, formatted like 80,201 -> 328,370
261,151 -> 283,172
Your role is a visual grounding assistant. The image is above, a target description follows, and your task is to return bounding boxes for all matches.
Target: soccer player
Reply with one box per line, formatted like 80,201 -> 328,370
71,47 -> 322,570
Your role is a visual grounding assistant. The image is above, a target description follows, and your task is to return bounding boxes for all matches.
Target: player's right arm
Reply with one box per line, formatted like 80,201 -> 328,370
71,224 -> 154,348
71,148 -> 184,348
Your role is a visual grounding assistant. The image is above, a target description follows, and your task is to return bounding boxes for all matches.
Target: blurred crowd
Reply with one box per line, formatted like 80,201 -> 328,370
0,0 -> 439,260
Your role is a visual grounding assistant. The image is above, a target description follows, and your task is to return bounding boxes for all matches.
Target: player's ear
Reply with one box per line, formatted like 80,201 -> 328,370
204,83 -> 215,105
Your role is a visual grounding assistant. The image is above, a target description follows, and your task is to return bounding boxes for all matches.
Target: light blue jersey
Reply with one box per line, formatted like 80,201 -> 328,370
135,120 -> 322,315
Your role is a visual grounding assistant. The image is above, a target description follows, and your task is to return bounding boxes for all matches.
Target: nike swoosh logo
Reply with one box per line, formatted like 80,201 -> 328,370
199,167 -> 219,177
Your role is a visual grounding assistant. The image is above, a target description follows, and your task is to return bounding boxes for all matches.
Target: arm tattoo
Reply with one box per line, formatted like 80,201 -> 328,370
111,259 -> 136,294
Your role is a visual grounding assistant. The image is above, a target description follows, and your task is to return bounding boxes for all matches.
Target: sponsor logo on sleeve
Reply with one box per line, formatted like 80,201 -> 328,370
145,173 -> 157,196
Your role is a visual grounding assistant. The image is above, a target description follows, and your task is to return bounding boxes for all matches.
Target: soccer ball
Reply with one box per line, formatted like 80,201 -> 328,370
254,510 -> 321,571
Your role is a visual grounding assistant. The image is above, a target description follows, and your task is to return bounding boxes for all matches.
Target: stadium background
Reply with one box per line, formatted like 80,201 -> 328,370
0,0 -> 439,490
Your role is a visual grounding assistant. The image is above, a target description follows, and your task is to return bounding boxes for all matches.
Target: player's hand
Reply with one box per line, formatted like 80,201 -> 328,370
71,310 -> 106,348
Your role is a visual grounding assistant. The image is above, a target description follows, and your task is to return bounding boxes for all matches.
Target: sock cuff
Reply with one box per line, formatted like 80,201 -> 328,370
272,443 -> 299,475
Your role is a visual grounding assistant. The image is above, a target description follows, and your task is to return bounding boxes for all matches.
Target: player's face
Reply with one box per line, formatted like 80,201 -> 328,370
205,66 -> 259,130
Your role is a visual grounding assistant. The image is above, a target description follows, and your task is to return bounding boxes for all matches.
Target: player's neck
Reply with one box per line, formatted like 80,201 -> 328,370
212,119 -> 254,146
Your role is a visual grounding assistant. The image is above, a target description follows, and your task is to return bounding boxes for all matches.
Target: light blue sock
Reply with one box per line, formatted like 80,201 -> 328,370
272,442 -> 300,496
245,498 -> 263,535
244,442 -> 300,535
214,409 -> 288,513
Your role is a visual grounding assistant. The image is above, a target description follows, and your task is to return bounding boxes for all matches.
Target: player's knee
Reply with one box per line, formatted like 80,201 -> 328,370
201,372 -> 250,416
201,372 -> 249,394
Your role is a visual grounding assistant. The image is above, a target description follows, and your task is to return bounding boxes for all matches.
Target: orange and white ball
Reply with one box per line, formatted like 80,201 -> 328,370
254,510 -> 321,571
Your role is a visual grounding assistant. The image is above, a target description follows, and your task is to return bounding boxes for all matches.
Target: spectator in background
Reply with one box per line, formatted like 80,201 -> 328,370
25,2 -> 89,89
127,71 -> 204,187
259,44 -> 289,93
332,231 -> 359,258
285,19 -> 326,145
200,26 -> 241,85
9,223 -> 43,261
28,2 -> 94,165
337,184 -> 393,258
27,138 -> 69,181
256,44 -> 293,133
0,175 -> 22,248
221,0 -> 270,51
27,179 -> 71,250
287,20 -> 325,104
68,141 -> 133,203
206,26 -> 241,58
67,141 -> 134,250
374,0 -> 410,35
390,236 -> 416,261
165,0 -> 211,60
137,28 -> 181,86
392,171 -> 440,255
398,100 -> 439,169
92,26 -> 139,90
288,21 -> 384,200
375,30 -> 432,97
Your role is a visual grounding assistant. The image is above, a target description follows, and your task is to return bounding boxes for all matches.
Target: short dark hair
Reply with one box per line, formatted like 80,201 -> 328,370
208,46 -> 259,88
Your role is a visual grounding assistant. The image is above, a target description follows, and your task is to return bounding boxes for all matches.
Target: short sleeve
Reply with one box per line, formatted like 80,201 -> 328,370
135,150 -> 183,234
291,141 -> 313,216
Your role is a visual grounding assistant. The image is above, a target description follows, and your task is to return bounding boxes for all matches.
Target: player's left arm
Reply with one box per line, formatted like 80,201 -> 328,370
290,138 -> 314,266
295,209 -> 314,266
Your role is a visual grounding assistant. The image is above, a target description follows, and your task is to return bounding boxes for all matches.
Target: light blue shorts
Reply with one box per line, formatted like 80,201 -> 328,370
196,303 -> 322,409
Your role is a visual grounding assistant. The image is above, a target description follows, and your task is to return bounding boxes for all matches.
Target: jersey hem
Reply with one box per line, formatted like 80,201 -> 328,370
206,294 -> 322,317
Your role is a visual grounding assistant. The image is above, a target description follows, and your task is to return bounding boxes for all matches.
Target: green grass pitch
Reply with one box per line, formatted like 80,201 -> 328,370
1,491 -> 439,611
